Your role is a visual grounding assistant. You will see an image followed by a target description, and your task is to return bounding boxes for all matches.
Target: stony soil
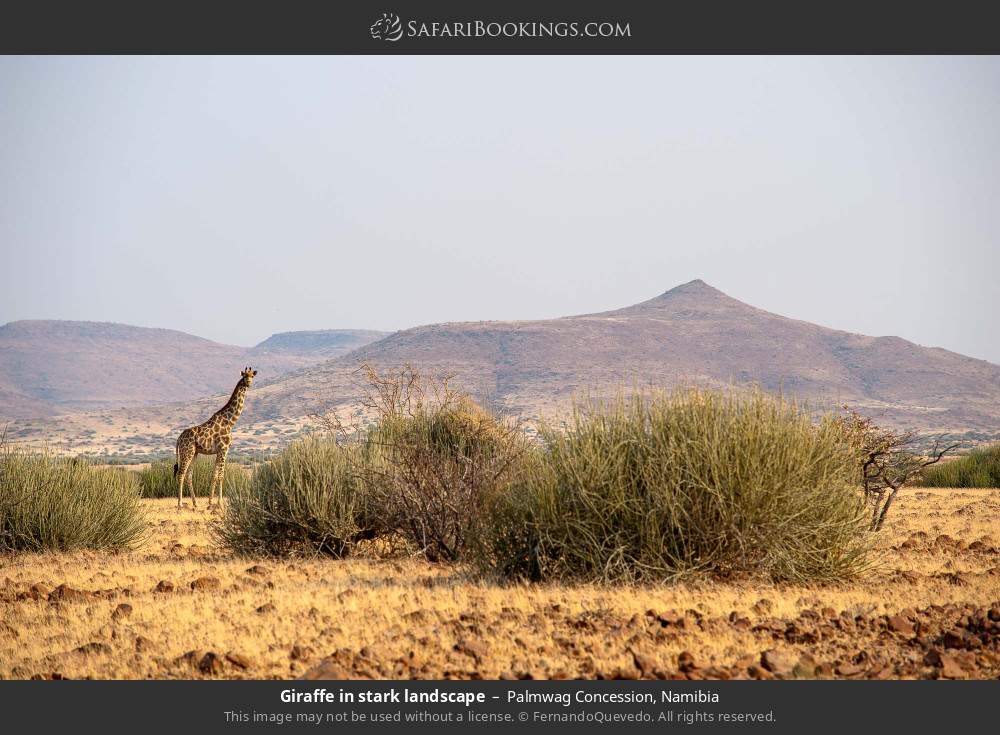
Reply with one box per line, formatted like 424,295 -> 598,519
1,489 -> 998,680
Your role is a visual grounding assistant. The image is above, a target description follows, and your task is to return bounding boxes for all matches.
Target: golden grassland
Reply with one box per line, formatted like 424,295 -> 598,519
1,488 -> 998,680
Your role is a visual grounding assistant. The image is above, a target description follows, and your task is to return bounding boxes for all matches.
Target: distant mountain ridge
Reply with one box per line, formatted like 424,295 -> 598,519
232,279 -> 1000,434
249,329 -> 388,358
5,282 -> 999,453
0,320 -> 386,420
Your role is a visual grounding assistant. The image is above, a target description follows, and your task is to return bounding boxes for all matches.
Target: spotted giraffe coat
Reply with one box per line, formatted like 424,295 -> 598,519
173,367 -> 256,507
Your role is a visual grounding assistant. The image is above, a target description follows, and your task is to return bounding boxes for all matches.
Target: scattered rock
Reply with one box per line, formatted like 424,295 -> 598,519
792,654 -> 817,678
75,642 -> 112,656
730,616 -> 751,631
50,584 -> 91,603
135,636 -> 154,652
290,645 -> 314,662
28,583 -> 50,601
924,649 -> 945,666
760,649 -> 796,675
609,666 -> 640,680
455,639 -> 489,663
654,609 -> 683,626
300,658 -> 361,680
943,630 -> 969,650
246,565 -> 270,576
226,652 -> 253,670
154,580 -> 174,593
630,650 -> 657,678
887,615 -> 914,635
198,652 -> 225,675
256,603 -> 277,614
190,577 -> 221,592
953,650 -> 977,670
677,651 -> 697,672
176,650 -> 207,668
111,603 -> 133,621
746,665 -> 773,680
935,572 -> 969,587
938,653 -> 966,679
835,661 -> 865,677
752,598 -> 774,615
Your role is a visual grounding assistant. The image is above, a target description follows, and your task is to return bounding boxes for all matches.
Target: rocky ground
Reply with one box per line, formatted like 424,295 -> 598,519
1,488 -> 999,680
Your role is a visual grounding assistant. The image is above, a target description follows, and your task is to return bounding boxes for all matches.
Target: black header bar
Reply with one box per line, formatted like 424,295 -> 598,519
2,0 -> 999,54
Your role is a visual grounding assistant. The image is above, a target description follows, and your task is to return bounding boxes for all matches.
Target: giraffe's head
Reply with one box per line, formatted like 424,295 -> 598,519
240,366 -> 258,388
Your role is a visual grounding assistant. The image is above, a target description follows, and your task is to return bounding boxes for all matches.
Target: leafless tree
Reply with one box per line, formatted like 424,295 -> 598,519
835,408 -> 958,531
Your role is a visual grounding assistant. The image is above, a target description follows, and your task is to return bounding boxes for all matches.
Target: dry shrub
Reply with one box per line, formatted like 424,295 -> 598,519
474,389 -> 874,584
217,365 -> 527,561
347,364 -> 530,562
0,436 -> 146,552
214,437 -> 374,557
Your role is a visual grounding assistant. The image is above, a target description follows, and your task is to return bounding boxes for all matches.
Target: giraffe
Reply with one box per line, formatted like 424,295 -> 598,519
173,367 -> 256,509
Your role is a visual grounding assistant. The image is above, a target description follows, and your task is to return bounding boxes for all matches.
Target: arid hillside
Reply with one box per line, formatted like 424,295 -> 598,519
7,280 -> 1000,455
248,329 -> 386,360
0,321 -> 385,421
240,279 -> 1000,433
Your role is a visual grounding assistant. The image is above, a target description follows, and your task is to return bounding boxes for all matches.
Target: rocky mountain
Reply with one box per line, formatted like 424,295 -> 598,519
0,321 -> 385,420
236,279 -> 1000,434
7,281 -> 999,455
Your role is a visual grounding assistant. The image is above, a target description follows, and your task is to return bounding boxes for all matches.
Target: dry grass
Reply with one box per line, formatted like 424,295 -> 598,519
1,488 -> 999,680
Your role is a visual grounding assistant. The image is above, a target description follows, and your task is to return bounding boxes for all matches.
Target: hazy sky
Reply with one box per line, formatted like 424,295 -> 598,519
1,56 -> 998,361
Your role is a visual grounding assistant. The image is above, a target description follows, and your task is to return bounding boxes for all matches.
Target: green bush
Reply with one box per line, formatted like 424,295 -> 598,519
0,444 -> 146,552
473,389 -> 873,584
138,457 -> 249,498
919,444 -> 1000,488
213,437 -> 374,557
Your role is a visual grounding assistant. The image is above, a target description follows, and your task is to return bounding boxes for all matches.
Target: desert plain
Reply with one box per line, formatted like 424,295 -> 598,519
2,487 -> 998,681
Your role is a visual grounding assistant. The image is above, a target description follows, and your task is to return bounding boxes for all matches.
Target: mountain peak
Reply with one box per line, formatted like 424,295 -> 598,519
597,279 -> 747,318
659,278 -> 723,297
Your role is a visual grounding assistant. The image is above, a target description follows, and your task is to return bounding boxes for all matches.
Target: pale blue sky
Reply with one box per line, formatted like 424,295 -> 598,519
1,56 -> 998,361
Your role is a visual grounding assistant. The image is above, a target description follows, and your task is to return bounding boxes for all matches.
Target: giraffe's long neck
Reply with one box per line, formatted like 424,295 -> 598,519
215,381 -> 248,429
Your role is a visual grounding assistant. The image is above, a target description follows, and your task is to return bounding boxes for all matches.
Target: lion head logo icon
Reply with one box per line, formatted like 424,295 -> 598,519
370,12 -> 403,41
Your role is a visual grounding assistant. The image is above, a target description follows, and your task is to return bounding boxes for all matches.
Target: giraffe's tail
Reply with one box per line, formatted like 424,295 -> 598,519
173,462 -> 179,479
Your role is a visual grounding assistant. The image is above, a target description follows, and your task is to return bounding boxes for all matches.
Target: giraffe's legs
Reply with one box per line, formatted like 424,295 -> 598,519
175,438 -> 196,510
207,455 -> 215,508
187,462 -> 197,508
210,446 -> 229,509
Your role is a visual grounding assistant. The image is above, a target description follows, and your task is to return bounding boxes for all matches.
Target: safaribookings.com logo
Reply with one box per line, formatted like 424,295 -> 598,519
370,12 -> 403,41
369,13 -> 631,42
